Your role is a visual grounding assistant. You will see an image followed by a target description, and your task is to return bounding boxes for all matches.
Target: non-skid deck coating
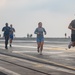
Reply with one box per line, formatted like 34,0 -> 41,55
0,42 -> 75,75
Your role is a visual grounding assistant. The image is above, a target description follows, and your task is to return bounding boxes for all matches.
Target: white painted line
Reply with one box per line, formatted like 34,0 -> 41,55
0,44 -> 74,51
0,44 -> 4,46
16,53 -> 75,74
0,44 -> 36,48
0,47 -> 5,49
13,51 -> 36,53
0,44 -> 58,49
13,45 -> 36,48
0,66 -> 20,75
12,51 -> 63,54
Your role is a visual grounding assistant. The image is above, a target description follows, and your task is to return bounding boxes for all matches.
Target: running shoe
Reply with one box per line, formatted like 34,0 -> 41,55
10,44 -> 12,47
68,43 -> 71,49
39,50 -> 42,55
5,46 -> 8,49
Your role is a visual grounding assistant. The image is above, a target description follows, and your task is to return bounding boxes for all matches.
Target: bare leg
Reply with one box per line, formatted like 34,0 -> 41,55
37,42 -> 41,52
68,42 -> 72,49
40,42 -> 44,51
72,42 -> 75,47
40,42 -> 44,54
10,39 -> 12,47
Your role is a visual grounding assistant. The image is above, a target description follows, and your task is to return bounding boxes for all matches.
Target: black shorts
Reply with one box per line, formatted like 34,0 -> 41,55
71,34 -> 75,42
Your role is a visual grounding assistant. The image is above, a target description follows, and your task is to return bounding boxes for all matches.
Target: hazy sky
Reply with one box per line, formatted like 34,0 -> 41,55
0,0 -> 75,37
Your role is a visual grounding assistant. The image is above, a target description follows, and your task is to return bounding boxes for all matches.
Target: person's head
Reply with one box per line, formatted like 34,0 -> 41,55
5,23 -> 8,27
38,22 -> 42,28
10,24 -> 12,28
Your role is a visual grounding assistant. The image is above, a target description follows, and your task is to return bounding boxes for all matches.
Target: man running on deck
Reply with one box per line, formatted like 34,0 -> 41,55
9,24 -> 15,47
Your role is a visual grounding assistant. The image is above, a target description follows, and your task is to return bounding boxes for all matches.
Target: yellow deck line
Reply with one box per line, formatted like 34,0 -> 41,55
16,52 -> 75,71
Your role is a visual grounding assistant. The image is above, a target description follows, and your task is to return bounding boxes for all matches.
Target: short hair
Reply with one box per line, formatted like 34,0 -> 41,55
5,23 -> 8,25
10,24 -> 12,26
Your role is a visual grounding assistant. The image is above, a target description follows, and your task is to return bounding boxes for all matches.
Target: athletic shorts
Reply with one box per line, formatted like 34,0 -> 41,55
71,34 -> 75,42
9,34 -> 13,40
37,37 -> 44,43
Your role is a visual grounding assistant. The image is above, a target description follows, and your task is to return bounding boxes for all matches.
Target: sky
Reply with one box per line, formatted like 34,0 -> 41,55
0,0 -> 75,38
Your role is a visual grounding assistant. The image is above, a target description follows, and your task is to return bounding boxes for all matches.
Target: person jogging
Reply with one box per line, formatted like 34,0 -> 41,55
34,22 -> 46,55
68,19 -> 75,49
2,23 -> 10,49
9,24 -> 15,47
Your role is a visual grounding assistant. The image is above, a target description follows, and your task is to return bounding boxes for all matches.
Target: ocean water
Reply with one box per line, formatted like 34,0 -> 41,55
13,38 -> 71,48
0,37 -> 70,44
0,38 -> 71,49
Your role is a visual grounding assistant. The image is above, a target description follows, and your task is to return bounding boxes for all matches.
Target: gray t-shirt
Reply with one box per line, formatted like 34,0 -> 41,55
70,20 -> 75,34
34,27 -> 46,38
